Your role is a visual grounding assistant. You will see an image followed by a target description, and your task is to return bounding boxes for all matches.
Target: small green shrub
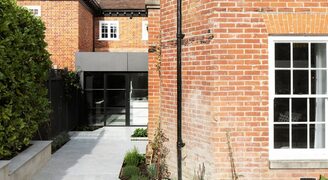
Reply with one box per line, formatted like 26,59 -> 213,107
130,175 -> 148,180
122,165 -> 140,178
61,70 -> 81,98
124,147 -> 144,166
51,132 -> 70,153
131,128 -> 147,137
147,163 -> 157,179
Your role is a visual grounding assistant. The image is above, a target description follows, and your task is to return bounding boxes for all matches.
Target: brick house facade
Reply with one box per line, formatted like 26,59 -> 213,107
17,0 -> 94,70
147,0 -> 328,179
17,0 -> 149,70
94,16 -> 148,52
17,0 -> 151,126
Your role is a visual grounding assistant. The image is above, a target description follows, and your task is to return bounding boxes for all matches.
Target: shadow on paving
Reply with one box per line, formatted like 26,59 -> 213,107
33,127 -> 147,180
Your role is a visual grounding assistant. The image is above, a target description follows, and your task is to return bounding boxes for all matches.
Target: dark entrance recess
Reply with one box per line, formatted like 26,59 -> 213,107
85,72 -> 148,126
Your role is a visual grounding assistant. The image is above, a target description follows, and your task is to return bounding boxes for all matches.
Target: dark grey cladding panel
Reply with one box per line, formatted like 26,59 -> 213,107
75,52 -> 148,72
127,53 -> 148,71
75,52 -> 128,71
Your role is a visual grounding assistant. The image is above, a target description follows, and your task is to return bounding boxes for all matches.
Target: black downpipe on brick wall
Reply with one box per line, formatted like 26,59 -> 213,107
177,0 -> 185,179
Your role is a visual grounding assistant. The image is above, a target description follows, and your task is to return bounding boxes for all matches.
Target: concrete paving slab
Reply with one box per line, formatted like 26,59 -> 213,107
32,127 -> 147,180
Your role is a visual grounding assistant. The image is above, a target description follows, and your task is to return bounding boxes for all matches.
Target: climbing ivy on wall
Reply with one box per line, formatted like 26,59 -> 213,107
0,0 -> 52,159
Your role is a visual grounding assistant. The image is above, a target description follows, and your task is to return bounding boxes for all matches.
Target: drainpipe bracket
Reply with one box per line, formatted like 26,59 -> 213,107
177,141 -> 185,148
176,33 -> 185,39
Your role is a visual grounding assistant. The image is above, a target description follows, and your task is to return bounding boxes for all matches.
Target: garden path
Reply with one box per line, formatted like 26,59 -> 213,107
33,127 -> 147,180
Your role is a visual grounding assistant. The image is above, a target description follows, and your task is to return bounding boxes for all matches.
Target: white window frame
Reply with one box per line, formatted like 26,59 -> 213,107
24,6 -> 41,17
142,21 -> 148,40
269,36 -> 328,160
99,21 -> 119,40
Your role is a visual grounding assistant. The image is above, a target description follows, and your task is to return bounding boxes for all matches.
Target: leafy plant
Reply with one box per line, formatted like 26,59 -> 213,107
131,128 -> 148,137
130,175 -> 148,180
320,175 -> 328,180
61,69 -> 81,98
124,147 -> 144,166
0,0 -> 51,159
122,165 -> 140,178
147,163 -> 157,179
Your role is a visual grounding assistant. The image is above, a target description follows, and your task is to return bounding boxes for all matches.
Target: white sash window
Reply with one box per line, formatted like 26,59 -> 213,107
269,36 -> 328,160
99,21 -> 119,40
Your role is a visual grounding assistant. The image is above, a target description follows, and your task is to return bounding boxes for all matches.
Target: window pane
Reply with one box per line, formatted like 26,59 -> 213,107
274,125 -> 289,149
311,70 -> 327,94
106,108 -> 126,126
110,25 -> 117,39
101,24 -> 108,39
85,72 -> 104,89
275,70 -> 290,94
105,90 -> 126,107
293,43 -> 309,68
292,124 -> 307,148
86,91 -> 104,108
275,43 -> 291,68
293,70 -> 308,94
88,109 -> 105,126
310,98 -> 326,122
274,98 -> 289,122
131,73 -> 148,89
310,124 -> 325,148
131,90 -> 147,101
292,98 -> 307,122
106,75 -> 125,89
311,43 -> 326,68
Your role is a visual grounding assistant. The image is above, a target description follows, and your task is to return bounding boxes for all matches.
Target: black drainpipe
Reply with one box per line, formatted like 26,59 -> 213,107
177,0 -> 185,179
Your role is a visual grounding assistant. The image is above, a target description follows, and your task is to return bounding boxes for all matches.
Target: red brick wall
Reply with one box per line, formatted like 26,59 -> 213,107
147,7 -> 161,141
79,3 -> 94,52
17,0 -> 93,70
153,0 -> 328,179
94,16 -> 148,52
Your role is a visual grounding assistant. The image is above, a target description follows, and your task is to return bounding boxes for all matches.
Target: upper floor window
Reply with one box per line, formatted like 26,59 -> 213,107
142,21 -> 148,40
24,6 -> 41,17
99,21 -> 119,40
269,36 -> 328,160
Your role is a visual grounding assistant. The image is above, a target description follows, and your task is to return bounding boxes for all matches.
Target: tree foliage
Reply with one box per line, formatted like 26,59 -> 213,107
0,0 -> 52,159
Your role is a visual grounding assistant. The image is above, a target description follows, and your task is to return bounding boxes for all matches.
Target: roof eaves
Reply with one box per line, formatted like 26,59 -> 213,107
81,0 -> 102,15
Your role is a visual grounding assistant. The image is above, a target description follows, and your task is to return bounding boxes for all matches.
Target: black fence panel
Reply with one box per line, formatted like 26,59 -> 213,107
34,69 -> 85,140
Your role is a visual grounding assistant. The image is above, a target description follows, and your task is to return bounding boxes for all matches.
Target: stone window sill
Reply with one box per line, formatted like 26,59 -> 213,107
270,160 -> 328,169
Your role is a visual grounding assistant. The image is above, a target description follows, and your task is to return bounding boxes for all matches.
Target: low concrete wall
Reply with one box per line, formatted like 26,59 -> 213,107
0,141 -> 52,180
0,161 -> 10,180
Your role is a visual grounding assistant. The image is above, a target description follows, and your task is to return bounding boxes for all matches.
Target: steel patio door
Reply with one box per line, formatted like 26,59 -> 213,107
104,74 -> 128,126
85,72 -> 148,126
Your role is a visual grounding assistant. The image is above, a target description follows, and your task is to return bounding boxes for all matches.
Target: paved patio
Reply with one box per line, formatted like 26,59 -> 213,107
33,127 -> 147,180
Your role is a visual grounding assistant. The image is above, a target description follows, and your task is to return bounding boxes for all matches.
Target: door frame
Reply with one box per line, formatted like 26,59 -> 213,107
84,71 -> 148,127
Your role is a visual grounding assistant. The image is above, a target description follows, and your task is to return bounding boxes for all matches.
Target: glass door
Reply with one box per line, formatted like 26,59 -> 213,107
105,74 -> 127,126
129,73 -> 148,125
85,72 -> 105,126
85,72 -> 148,126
